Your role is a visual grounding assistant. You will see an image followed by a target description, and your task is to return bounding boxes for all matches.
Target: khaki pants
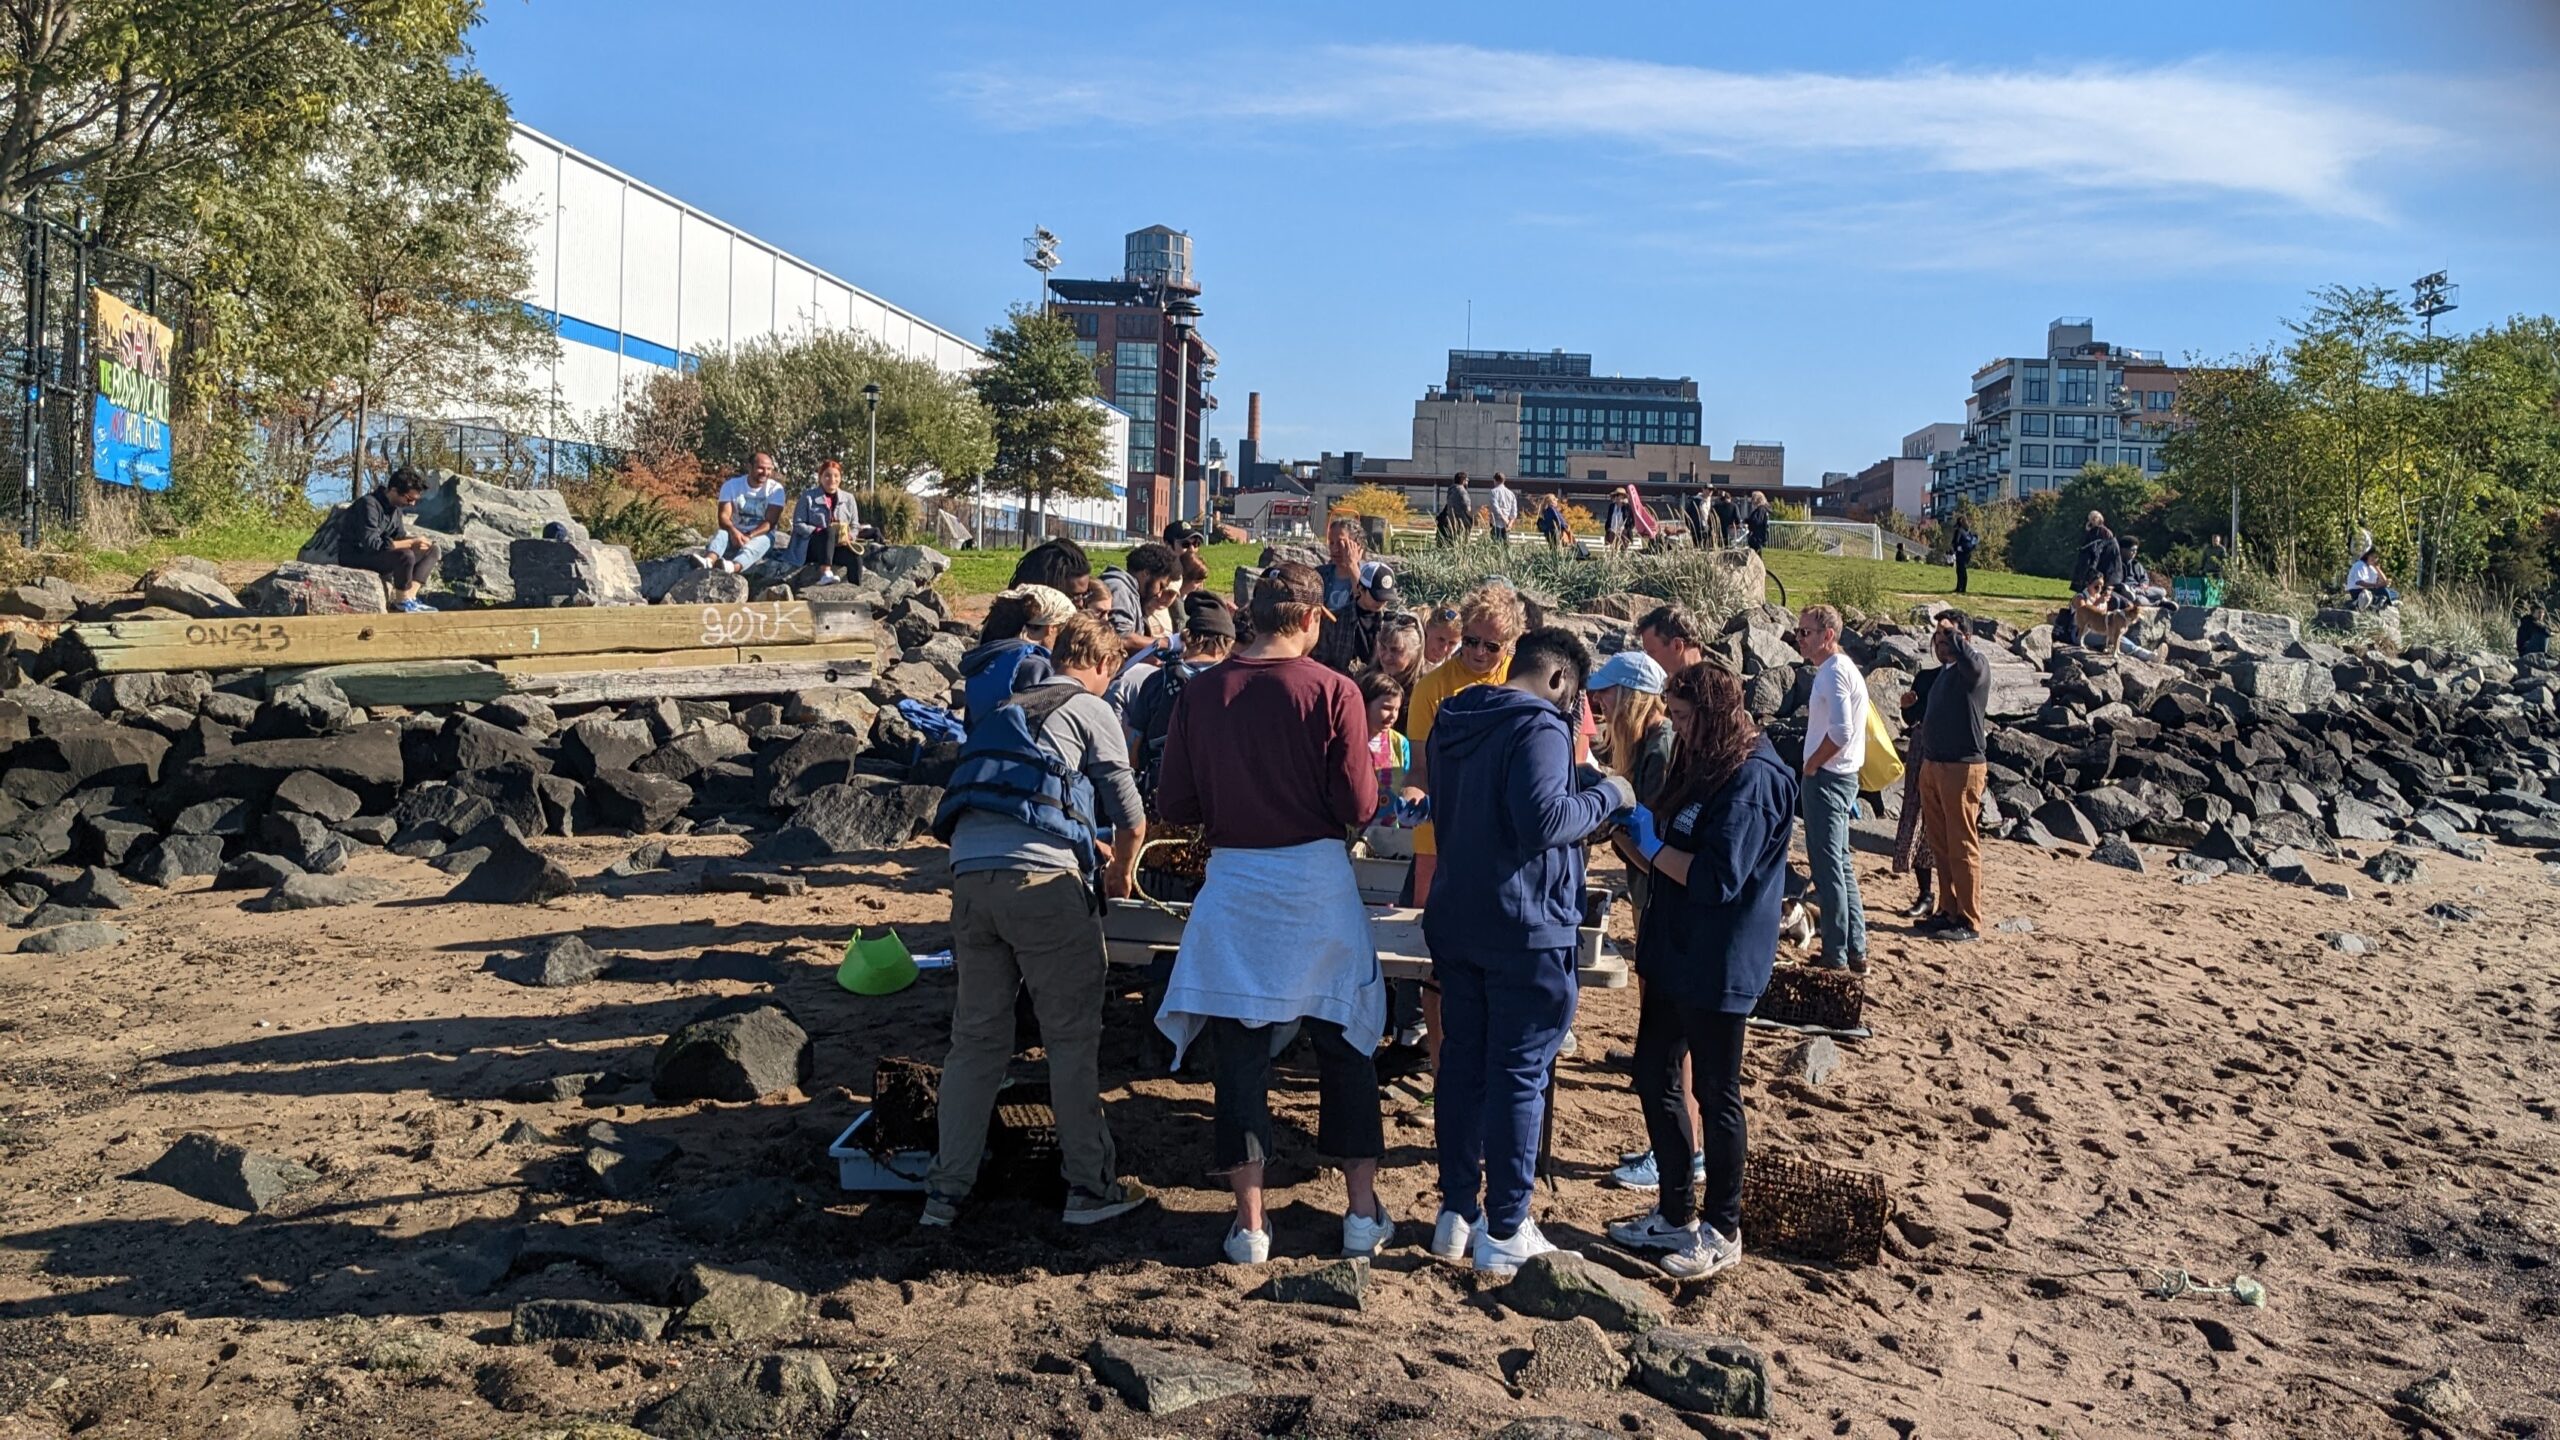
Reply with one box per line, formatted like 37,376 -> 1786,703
1918,761 -> 1987,931
926,868 -> 1115,1202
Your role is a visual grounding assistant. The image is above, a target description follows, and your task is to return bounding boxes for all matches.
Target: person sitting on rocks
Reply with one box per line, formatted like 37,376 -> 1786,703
784,459 -> 858,585
339,464 -> 440,613
700,452 -> 786,574
2345,549 -> 2399,609
2118,537 -> 2168,607
2519,603 -> 2551,657
2072,577 -> 2137,653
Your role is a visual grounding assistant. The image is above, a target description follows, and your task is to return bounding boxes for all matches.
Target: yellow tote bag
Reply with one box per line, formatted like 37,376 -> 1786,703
1858,701 -> 1906,793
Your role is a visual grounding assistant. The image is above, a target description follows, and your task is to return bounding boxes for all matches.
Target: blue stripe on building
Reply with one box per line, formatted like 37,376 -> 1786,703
525,305 -> 697,371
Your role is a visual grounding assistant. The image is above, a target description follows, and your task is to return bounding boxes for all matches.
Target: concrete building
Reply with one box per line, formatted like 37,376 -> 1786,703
1562,441 -> 1784,493
1818,424 -> 1960,522
1441,350 -> 1701,479
1928,318 -> 2185,517
1047,226 -> 1216,537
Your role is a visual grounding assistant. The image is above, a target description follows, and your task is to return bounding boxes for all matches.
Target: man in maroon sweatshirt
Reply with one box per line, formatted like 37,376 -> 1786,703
1154,561 -> 1388,1266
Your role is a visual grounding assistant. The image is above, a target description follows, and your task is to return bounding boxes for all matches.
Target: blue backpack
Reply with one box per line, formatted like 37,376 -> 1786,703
929,684 -> 1101,879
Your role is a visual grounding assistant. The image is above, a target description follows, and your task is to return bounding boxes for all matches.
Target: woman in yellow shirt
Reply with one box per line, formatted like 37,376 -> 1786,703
1402,581 -> 1528,902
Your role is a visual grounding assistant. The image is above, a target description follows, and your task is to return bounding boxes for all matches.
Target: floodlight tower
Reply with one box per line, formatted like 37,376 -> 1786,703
1024,227 -> 1062,312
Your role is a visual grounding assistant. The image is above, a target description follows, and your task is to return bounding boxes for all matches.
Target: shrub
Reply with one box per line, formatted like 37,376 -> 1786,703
2395,586 -> 2519,656
1390,538 -> 1759,630
860,485 -> 920,544
1561,503 -> 1601,537
1329,485 -> 1413,526
558,475 -> 698,558
1820,565 -> 1886,619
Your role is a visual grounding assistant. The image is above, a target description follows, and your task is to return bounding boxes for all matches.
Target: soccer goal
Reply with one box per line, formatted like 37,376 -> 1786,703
1765,520 -> 1884,560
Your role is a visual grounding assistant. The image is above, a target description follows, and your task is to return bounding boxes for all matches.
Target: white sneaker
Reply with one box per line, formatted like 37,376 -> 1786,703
1660,1225 -> 1744,1280
1428,1209 -> 1476,1264
1472,1216 -> 1560,1275
1610,1150 -> 1707,1191
1605,1209 -> 1698,1252
1223,1225 -> 1272,1265
1341,1204 -> 1394,1258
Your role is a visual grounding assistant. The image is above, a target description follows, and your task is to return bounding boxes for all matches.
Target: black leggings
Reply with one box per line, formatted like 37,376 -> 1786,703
1631,985 -> 1748,1235
1206,1017 -> 1382,1172
804,528 -> 842,570
359,546 -> 436,591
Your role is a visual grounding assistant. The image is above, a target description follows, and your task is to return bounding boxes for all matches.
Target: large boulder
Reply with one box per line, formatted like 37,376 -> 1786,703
140,560 -> 244,618
651,1003 -> 812,1103
865,545 -> 950,586
1083,1337 -> 1253,1416
241,562 -> 387,616
443,536 -> 643,608
142,1133 -> 320,1213
588,770 -> 691,833
757,782 -> 939,861
440,827 -> 575,905
2170,606 -> 2301,655
1502,1251 -> 1668,1334
173,724 -> 404,804
410,471 -> 586,543
1627,1331 -> 1769,1419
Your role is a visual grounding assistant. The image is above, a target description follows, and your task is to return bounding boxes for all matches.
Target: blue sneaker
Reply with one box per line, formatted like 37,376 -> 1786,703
395,598 -> 429,614
1610,1150 -> 1707,1191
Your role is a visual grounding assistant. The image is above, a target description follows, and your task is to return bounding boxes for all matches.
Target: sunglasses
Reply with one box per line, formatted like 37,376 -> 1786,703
1460,635 -> 1508,655
1381,612 -> 1421,629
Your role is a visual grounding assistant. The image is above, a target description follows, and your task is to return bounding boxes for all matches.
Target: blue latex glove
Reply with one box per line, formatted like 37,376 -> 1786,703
1624,804 -> 1666,861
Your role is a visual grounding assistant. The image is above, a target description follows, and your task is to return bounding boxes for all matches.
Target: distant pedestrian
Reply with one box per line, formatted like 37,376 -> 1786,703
1438,472 -> 1476,544
2519,603 -> 2550,657
1680,488 -> 1711,548
1793,604 -> 1869,971
1604,662 -> 1796,1279
2070,511 -> 2122,594
1537,495 -> 1568,551
1488,473 -> 1518,544
1711,492 -> 1739,548
1950,516 -> 1979,594
1913,613 -> 1989,944
1605,489 -> 1637,552
1744,493 -> 1771,553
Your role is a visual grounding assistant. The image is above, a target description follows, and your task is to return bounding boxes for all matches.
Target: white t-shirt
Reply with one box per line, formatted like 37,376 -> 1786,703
1490,483 -> 1518,524
2347,559 -> 2382,589
1807,653 -> 1869,776
718,474 -> 786,528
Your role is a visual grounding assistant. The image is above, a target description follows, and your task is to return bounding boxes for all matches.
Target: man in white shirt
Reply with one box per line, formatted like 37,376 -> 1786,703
704,452 -> 787,574
1795,604 -> 1870,972
1488,473 -> 1518,544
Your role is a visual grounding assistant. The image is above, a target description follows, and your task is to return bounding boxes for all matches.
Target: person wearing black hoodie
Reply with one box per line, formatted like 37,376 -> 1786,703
1422,627 -> 1633,1274
1605,662 -> 1798,1280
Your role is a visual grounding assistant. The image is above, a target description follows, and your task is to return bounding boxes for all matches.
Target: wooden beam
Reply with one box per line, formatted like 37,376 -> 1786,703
65,601 -> 869,673
493,639 -> 875,678
512,657 -> 875,706
265,660 -> 507,706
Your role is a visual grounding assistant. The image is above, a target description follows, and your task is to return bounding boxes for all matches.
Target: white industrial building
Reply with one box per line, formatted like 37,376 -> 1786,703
497,122 -> 1126,541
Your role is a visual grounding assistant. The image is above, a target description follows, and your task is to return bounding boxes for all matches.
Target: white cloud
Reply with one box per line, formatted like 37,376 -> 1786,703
958,44 -> 2450,221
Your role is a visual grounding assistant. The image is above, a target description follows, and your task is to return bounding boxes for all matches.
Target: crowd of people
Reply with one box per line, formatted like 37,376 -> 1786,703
908,513 -> 2015,1283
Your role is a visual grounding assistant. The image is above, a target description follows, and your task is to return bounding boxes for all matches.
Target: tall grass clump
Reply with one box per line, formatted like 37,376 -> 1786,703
1391,539 -> 1760,630
2394,586 -> 2520,656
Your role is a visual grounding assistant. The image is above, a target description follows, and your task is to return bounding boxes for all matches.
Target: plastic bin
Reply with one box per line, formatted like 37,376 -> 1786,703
827,1112 -> 931,1192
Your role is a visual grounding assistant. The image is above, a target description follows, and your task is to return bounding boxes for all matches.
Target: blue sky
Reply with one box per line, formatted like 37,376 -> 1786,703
474,0 -> 2560,487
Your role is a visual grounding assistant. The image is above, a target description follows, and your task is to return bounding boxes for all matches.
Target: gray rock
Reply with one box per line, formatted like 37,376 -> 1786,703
124,833 -> 226,887
265,874 -> 396,910
2032,799 -> 2100,848
603,839 -> 672,878
506,1298 -> 668,1345
1513,1316 -> 1630,1395
52,866 -> 136,911
480,694 -> 559,738
1254,1257 -> 1367,1311
1793,1036 -> 1843,1086
2072,786 -> 2149,835
660,566 -> 748,606
1085,1336 -> 1255,1416
214,852 -> 306,892
588,769 -> 691,833
390,783 -> 496,841
440,831 -> 574,905
0,580 -> 77,622
758,781 -> 939,860
2362,849 -> 2425,886
637,1353 -> 836,1439
259,811 -> 350,874
1487,1422 -> 1617,1440
17,921 -> 126,953
700,868 -> 805,897
172,797 -> 250,836
141,564 -> 243,618
577,1125 -> 680,1198
2423,901 -> 2477,924
1627,1330 -> 1769,1418
2324,931 -> 2376,955
410,470 -> 585,542
273,770 -> 363,823
336,815 -> 396,846
1502,1250 -> 1668,1334
20,903 -> 101,929
141,1132 -> 319,1212
433,713 -> 547,773
2170,606 -> 2301,654
652,1004 -> 811,1103
489,934 -> 606,987
671,1264 -> 807,1341
241,561 -> 387,616
557,714 -> 655,780
2329,795 -> 2395,842
2395,1368 -> 2474,1424
2089,835 -> 2146,873
177,722 -> 403,796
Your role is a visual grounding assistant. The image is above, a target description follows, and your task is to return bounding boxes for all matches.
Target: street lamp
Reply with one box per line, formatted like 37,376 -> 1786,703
862,382 -> 881,504
1024,227 -> 1061,312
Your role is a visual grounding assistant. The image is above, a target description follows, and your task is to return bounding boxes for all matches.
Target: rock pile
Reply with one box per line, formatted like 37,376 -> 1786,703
0,547 -> 969,934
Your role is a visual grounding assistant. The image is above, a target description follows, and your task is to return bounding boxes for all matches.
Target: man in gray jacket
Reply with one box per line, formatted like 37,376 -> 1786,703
924,613 -> 1152,1228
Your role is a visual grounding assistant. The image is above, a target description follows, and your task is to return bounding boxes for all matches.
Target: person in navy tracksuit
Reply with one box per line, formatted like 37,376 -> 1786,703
1422,626 -> 1632,1273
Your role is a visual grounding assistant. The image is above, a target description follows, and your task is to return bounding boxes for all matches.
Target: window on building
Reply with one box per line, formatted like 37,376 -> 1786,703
1710,472 -> 1731,485
1129,444 -> 1155,474
1114,341 -> 1154,371
1074,340 -> 1097,361
2121,446 -> 2142,468
1586,469 -> 1607,481
2102,417 -> 2118,439
2058,366 -> 2098,406
1648,471 -> 1668,484
2052,444 -> 2094,470
1115,313 -> 1157,338
1069,312 -> 1098,338
2019,413 -> 2049,436
2100,447 -> 2116,465
2148,390 -> 2174,410
2021,363 -> 2048,404
2052,414 -> 2098,440
2149,451 -> 2170,473
2020,444 -> 2049,466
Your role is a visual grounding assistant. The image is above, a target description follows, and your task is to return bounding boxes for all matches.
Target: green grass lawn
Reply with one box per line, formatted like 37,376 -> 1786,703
943,543 -> 1265,599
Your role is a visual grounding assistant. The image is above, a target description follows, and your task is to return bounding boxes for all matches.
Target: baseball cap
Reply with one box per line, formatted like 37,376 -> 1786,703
1589,651 -> 1667,695
1361,562 -> 1399,602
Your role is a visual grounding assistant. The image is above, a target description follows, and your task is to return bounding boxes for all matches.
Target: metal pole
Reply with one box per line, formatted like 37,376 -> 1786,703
19,206 -> 48,548
1172,337 -> 1189,527
865,397 -> 878,497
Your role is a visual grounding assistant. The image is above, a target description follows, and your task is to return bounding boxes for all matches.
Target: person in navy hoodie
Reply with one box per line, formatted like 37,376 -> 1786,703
1422,626 -> 1635,1273
1604,662 -> 1798,1279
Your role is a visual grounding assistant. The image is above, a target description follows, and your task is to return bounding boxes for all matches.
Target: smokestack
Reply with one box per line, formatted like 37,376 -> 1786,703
1247,392 -> 1262,446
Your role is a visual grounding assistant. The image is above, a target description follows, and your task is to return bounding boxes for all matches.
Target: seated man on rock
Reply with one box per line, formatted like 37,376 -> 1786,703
338,464 -> 440,613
